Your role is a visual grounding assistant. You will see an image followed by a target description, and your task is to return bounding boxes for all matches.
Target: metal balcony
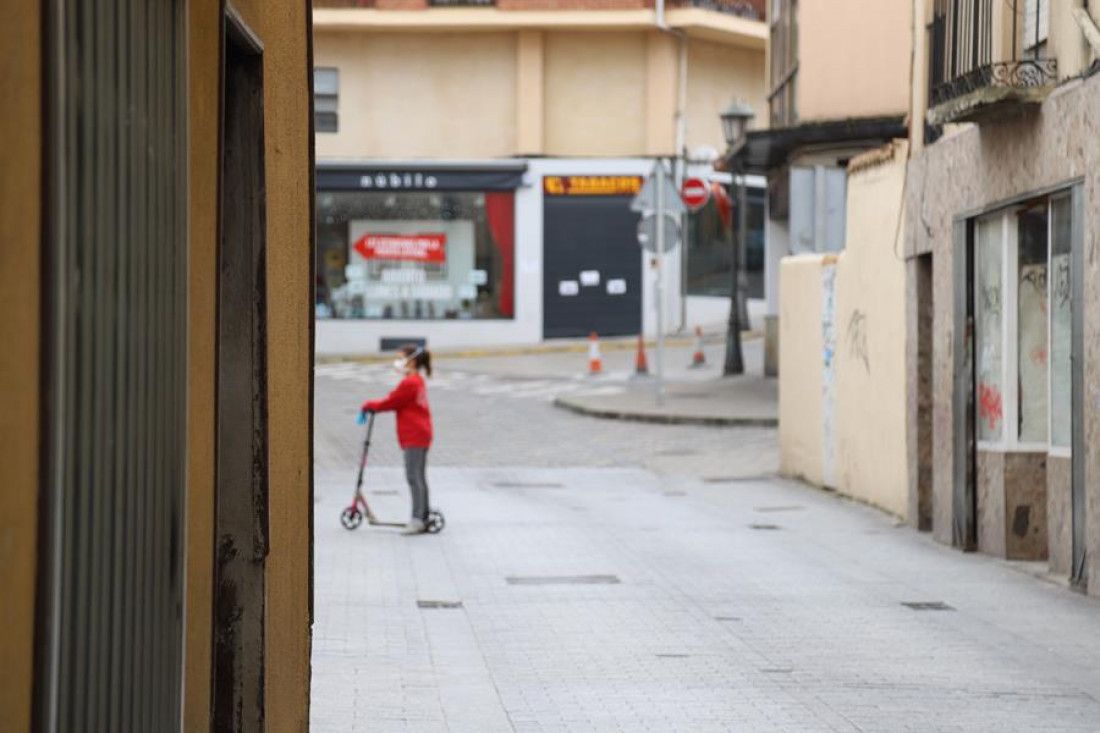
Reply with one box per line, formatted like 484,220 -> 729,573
927,0 -> 1058,125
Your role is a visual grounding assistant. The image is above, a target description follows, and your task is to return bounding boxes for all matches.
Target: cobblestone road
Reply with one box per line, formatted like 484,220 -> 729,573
311,359 -> 1100,732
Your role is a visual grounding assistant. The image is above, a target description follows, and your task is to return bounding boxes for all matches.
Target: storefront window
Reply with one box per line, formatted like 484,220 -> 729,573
315,190 -> 514,320
1049,195 -> 1072,448
975,215 -> 1004,442
686,184 -> 764,299
1017,202 -> 1048,443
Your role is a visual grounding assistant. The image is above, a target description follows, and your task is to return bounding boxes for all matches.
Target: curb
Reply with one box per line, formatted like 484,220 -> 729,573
551,396 -> 778,428
316,331 -> 762,365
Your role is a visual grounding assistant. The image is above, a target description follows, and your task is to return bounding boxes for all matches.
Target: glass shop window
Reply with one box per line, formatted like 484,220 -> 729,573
1049,195 -> 1072,448
686,184 -> 765,300
972,193 -> 1073,452
1016,202 -> 1048,443
975,214 -> 1004,442
315,190 -> 515,320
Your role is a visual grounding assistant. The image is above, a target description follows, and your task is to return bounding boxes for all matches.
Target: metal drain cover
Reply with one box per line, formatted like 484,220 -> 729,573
506,574 -> 620,586
417,600 -> 463,609
754,505 -> 804,513
749,523 -> 781,530
370,490 -> 399,496
655,653 -> 690,658
491,481 -> 564,489
902,601 -> 954,611
663,490 -> 686,497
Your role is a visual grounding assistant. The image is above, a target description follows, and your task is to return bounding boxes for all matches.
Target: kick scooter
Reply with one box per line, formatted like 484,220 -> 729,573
339,411 -> 445,533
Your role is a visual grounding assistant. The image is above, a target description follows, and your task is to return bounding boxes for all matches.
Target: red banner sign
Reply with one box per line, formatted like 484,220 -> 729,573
354,233 -> 447,263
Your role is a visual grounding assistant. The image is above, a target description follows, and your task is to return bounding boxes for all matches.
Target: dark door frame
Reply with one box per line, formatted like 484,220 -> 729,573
212,4 -> 269,728
1069,184 -> 1087,589
951,217 -> 978,551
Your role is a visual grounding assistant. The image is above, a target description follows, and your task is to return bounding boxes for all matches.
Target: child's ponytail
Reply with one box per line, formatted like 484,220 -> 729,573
401,344 -> 432,377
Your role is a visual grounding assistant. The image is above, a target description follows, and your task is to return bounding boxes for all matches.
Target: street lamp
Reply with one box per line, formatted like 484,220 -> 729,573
720,100 -> 754,376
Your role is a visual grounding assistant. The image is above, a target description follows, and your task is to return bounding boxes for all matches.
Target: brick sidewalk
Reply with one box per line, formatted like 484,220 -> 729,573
311,464 -> 1100,732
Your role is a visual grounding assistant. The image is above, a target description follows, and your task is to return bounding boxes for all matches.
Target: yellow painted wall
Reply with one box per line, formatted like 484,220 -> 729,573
544,31 -> 647,156
833,144 -> 910,518
313,28 -> 765,160
187,2 -> 314,729
314,31 -> 518,159
0,0 -> 40,728
685,37 -> 766,152
779,255 -> 827,486
796,0 -> 910,122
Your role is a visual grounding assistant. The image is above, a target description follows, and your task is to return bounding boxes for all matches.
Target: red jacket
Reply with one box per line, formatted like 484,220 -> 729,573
363,374 -> 433,449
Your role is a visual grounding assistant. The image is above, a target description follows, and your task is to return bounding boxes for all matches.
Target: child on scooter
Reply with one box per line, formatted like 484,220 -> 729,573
360,344 -> 434,535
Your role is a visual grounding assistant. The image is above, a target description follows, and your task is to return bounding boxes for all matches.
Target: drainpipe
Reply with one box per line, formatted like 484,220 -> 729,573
655,0 -> 689,330
675,34 -> 688,331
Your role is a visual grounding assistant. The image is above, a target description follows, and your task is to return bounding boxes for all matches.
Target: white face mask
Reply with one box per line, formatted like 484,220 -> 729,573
392,358 -> 407,373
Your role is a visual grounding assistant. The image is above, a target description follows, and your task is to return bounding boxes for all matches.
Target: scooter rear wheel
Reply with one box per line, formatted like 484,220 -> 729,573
341,507 -> 363,530
425,510 -> 445,534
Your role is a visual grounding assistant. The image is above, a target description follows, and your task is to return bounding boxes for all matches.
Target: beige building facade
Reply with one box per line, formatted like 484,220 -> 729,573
312,1 -> 769,354
1,0 -> 315,727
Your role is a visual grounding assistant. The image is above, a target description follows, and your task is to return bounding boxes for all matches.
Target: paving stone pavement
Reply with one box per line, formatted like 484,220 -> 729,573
311,365 -> 1100,732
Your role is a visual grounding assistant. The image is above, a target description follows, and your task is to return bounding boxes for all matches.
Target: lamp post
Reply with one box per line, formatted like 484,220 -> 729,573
720,100 -> 754,376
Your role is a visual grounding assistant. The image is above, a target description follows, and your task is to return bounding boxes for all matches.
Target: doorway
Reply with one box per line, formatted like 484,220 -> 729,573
543,193 -> 642,339
212,8 -> 269,728
913,253 -> 934,531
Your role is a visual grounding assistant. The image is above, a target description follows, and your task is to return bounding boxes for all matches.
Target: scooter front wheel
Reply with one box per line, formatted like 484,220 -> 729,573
425,510 -> 445,534
341,507 -> 363,530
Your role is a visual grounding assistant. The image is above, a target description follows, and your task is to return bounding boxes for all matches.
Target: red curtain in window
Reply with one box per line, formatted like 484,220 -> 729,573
484,192 -> 515,317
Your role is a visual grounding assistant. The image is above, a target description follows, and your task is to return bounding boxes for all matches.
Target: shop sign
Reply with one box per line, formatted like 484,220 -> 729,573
543,175 -> 644,197
680,177 -> 710,211
354,233 -> 447,263
359,172 -> 439,190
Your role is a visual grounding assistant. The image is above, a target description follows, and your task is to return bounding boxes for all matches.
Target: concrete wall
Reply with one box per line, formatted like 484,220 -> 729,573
314,31 -> 518,159
904,72 -> 1100,593
188,2 -> 315,727
778,254 -> 829,486
832,143 -> 910,518
685,37 -> 766,152
0,0 -> 40,727
313,27 -> 765,160
779,144 -> 911,519
796,0 -> 911,122
544,32 -> 648,155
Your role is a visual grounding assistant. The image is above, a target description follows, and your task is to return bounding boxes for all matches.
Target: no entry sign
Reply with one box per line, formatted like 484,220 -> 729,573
680,177 -> 710,212
353,233 -> 447,263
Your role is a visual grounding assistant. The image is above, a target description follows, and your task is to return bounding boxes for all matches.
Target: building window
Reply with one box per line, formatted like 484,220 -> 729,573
769,0 -> 798,126
314,67 -> 339,133
315,190 -> 515,320
686,183 -> 765,299
971,192 -> 1071,452
1022,0 -> 1050,58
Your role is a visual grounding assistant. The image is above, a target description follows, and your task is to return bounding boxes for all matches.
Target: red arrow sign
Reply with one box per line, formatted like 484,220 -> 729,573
681,177 -> 710,211
353,233 -> 447,262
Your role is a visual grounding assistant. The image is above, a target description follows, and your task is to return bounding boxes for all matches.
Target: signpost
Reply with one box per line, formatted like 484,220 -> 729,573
680,177 -> 710,211
632,159 -> 682,404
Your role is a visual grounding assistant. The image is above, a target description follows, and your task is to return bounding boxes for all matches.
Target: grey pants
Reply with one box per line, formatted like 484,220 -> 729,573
403,447 -> 431,521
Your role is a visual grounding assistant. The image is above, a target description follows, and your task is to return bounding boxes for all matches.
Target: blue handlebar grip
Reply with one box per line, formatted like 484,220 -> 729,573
356,410 -> 368,426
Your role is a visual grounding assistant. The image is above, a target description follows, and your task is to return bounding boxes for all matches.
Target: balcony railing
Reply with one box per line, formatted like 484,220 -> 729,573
927,0 -> 1057,123
671,0 -> 762,20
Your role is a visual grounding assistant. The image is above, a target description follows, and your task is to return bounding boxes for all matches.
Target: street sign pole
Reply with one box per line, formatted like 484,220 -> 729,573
655,159 -> 665,404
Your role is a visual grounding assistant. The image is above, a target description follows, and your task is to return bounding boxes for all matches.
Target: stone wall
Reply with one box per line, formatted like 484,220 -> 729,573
904,72 -> 1100,592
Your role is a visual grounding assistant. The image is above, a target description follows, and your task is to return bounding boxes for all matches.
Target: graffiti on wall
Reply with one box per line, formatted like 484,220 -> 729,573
977,382 -> 1003,431
846,310 -> 870,373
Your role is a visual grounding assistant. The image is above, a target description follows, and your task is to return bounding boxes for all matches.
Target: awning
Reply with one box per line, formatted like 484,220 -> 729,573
722,116 -> 907,174
317,160 -> 528,192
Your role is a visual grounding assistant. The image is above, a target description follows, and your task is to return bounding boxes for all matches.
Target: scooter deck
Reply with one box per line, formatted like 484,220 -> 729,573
367,518 -> 406,529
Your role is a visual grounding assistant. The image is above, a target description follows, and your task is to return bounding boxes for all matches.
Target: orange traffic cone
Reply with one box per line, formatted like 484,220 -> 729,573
588,332 -> 603,375
634,334 -> 649,376
690,326 -> 706,368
